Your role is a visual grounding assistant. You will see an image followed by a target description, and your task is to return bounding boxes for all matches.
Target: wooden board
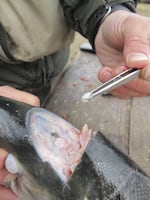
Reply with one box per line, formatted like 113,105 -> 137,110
46,52 -> 150,175
130,97 -> 150,174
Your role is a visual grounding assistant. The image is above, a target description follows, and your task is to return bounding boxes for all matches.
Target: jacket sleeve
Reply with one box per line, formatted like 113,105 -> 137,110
60,0 -> 138,47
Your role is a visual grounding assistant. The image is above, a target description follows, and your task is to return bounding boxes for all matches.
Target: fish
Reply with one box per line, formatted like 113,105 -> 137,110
0,96 -> 150,200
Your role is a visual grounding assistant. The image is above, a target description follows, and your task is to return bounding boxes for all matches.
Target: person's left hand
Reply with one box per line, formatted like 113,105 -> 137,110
95,10 -> 150,98
0,148 -> 18,200
0,85 -> 40,200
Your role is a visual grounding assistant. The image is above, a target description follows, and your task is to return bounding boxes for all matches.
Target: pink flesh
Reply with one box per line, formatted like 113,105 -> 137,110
28,110 -> 92,183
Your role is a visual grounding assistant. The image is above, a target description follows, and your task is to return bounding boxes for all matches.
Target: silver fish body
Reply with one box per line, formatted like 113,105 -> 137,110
0,96 -> 150,200
0,97 -> 68,200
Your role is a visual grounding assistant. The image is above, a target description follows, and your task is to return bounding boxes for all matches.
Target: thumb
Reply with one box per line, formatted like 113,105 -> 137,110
141,64 -> 150,81
123,15 -> 150,68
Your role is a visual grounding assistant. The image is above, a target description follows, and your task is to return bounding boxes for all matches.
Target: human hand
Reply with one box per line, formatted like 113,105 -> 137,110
0,148 -> 18,200
0,85 -> 40,106
95,10 -> 150,98
0,86 -> 40,199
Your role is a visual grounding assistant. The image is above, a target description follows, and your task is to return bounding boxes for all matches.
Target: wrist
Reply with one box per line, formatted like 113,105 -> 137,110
87,3 -> 136,49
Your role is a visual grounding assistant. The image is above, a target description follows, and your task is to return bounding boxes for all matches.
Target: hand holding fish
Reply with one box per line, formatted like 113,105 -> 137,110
0,149 -> 17,200
0,86 -> 40,200
95,10 -> 150,98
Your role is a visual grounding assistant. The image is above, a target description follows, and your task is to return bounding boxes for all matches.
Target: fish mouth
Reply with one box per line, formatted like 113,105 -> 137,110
25,108 -> 92,183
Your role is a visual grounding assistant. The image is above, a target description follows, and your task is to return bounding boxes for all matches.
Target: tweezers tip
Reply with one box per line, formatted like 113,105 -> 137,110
82,92 -> 92,103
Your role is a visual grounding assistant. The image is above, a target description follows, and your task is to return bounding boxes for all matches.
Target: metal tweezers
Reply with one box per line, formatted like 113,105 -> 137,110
82,68 -> 141,102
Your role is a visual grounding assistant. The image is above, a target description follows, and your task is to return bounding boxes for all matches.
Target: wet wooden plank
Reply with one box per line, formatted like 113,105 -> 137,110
130,97 -> 150,175
46,52 -> 150,175
46,52 -> 129,153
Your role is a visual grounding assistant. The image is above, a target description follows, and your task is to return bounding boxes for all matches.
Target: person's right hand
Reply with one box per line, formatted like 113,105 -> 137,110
95,10 -> 150,98
0,85 -> 40,200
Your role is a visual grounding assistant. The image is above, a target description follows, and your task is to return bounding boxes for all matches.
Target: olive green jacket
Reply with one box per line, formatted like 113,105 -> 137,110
0,0 -> 137,62
61,0 -> 137,38
0,0 -> 138,103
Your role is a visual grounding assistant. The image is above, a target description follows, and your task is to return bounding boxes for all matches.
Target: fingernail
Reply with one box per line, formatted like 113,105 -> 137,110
142,65 -> 150,80
101,71 -> 112,82
5,154 -> 18,174
127,53 -> 149,65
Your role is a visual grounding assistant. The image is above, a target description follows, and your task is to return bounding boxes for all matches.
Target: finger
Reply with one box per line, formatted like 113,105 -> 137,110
125,78 -> 150,94
0,185 -> 17,200
111,66 -> 128,76
109,90 -> 129,99
98,66 -> 113,82
98,66 -> 128,83
0,168 -> 8,182
98,66 -> 150,98
98,66 -> 132,98
123,15 -> 150,68
141,65 -> 150,81
0,86 -> 40,106
110,86 -> 146,98
99,73 -> 148,98
0,149 -> 8,169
